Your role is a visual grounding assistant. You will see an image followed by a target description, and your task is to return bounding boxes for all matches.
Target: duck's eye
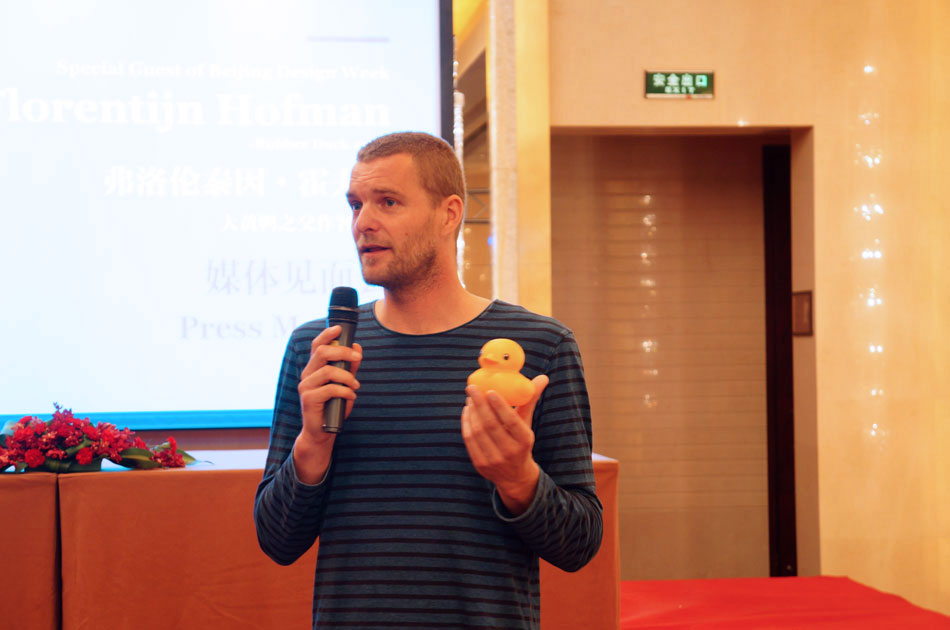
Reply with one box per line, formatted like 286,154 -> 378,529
503,353 -> 510,361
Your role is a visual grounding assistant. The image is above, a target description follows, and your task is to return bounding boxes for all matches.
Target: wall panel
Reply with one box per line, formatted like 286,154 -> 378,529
552,134 -> 775,580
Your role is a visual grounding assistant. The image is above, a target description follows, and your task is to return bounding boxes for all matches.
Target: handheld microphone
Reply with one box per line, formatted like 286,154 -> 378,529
323,286 -> 359,433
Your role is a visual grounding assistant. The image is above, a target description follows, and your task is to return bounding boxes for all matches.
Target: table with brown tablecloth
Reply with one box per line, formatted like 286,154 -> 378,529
0,471 -> 59,630
542,453 -> 619,630
57,450 -> 619,630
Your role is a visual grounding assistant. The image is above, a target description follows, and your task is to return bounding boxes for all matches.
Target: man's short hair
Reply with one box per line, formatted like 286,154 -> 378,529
357,132 -> 466,208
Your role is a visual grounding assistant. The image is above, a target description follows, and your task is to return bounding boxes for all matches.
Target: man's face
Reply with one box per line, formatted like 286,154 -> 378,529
347,153 -> 441,291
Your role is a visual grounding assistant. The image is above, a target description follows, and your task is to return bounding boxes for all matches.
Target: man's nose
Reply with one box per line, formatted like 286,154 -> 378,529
353,204 -> 379,233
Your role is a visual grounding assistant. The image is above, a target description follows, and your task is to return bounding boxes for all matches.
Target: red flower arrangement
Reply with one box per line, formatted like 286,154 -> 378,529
0,404 -> 195,473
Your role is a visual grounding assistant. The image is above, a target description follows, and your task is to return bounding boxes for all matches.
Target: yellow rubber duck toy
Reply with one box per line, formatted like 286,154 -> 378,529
467,338 -> 535,407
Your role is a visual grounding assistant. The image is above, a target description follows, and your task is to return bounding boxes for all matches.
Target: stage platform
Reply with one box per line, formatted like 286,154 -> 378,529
621,575 -> 950,629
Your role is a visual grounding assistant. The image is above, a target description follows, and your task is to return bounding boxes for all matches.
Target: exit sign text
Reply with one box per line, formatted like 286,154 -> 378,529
645,71 -> 714,99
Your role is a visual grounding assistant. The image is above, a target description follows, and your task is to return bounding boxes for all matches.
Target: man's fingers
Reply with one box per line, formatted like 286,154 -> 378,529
299,363 -> 361,393
484,391 -> 534,441
462,396 -> 505,463
350,342 -> 364,376
299,382 -> 357,412
302,326 -> 342,380
516,374 -> 549,422
465,385 -> 533,444
311,324 -> 343,353
301,327 -> 363,380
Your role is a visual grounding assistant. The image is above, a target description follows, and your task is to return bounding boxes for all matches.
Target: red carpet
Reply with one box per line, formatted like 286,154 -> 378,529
621,576 -> 950,629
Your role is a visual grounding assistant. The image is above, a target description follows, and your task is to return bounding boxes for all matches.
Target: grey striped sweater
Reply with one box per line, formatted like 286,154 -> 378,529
254,300 -> 603,629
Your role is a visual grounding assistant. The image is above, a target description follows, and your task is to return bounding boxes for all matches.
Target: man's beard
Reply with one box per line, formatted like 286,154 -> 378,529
360,230 -> 439,292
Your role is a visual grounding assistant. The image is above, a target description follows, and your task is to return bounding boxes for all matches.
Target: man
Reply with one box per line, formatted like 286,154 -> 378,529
254,132 -> 602,630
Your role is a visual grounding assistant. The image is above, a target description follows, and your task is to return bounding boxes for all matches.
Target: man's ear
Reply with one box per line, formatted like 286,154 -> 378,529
440,194 -> 465,238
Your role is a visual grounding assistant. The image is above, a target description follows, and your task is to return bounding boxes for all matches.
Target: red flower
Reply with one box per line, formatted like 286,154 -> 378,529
151,437 -> 186,468
55,422 -> 74,438
24,448 -> 45,468
5,405 -> 191,472
75,447 -> 94,465
13,423 -> 34,444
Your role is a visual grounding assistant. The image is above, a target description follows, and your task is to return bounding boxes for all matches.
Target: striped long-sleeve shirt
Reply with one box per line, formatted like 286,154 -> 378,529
254,300 -> 603,630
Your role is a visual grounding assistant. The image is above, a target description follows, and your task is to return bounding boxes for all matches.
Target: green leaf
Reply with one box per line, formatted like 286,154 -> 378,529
1,419 -> 17,441
113,447 -> 161,469
14,461 -> 26,473
42,458 -> 71,473
66,458 -> 104,473
64,437 -> 92,458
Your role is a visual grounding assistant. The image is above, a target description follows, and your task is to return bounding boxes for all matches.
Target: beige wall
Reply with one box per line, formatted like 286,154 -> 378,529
546,0 -> 950,613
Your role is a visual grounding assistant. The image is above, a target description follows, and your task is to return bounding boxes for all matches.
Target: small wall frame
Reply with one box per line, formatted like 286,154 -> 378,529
792,291 -> 813,336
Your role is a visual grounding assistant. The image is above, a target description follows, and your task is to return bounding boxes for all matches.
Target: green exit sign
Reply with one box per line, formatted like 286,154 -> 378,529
645,71 -> 714,99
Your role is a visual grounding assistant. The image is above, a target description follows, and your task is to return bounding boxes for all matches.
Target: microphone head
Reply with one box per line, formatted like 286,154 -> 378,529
329,286 -> 358,309
328,286 -> 359,327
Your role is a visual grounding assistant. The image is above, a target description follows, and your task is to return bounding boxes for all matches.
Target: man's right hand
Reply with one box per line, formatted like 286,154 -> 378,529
292,325 -> 363,484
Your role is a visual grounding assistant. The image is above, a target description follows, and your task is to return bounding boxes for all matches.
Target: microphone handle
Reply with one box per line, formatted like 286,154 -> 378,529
322,319 -> 357,433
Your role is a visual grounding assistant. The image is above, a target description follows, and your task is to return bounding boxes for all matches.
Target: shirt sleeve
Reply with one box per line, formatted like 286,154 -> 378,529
492,331 -> 604,572
253,329 -> 331,566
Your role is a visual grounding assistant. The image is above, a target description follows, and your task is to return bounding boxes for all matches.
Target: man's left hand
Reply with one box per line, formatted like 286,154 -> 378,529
461,375 -> 549,516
